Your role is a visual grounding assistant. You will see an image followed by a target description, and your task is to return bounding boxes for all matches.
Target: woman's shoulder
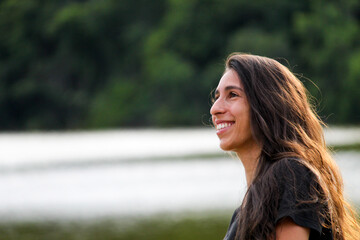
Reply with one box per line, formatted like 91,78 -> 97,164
272,157 -> 307,169
269,157 -> 321,196
272,158 -> 328,236
271,157 -> 316,180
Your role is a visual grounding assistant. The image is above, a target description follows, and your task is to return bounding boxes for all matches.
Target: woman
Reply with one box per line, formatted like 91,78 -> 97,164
210,53 -> 360,240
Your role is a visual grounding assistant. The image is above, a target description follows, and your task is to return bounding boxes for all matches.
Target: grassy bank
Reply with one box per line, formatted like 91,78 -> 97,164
329,143 -> 360,152
1,209 -> 359,240
0,212 -> 231,240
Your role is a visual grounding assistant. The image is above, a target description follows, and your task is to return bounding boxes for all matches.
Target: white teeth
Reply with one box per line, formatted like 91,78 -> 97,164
216,122 -> 233,130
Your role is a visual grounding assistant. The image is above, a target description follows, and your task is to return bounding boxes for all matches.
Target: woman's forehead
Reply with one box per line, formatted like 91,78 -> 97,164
216,70 -> 242,91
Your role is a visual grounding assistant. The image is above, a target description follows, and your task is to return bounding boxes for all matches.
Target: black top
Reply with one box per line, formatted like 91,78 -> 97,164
223,158 -> 333,240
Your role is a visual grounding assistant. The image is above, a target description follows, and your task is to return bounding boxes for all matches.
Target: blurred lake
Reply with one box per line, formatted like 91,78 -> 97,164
0,127 -> 359,222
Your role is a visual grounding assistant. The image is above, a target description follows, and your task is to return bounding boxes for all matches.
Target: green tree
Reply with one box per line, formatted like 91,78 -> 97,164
293,0 -> 360,123
0,0 -> 359,130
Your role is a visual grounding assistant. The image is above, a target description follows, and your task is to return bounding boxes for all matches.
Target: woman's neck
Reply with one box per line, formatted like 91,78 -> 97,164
236,143 -> 262,188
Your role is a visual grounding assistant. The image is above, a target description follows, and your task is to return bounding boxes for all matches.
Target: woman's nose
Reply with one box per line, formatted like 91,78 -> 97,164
210,98 -> 225,116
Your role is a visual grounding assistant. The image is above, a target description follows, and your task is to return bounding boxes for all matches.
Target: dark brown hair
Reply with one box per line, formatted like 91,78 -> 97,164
224,53 -> 360,239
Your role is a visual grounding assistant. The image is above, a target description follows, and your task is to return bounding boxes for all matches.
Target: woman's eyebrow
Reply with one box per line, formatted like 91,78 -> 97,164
225,85 -> 243,91
215,85 -> 243,95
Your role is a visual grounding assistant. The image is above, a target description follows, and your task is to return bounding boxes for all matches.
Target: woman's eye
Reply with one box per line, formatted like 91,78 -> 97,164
229,92 -> 239,98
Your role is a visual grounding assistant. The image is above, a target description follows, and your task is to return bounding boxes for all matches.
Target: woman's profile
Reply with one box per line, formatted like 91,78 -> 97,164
210,53 -> 360,240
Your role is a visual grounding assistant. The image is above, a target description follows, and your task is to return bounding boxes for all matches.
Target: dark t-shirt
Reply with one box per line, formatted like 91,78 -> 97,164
223,158 -> 333,240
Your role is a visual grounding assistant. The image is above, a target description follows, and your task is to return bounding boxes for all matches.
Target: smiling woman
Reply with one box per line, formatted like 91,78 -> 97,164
210,53 -> 360,240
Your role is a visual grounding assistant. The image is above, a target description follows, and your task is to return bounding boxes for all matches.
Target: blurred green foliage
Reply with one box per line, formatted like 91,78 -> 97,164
0,209 -> 359,240
0,0 -> 359,130
0,213 -> 231,240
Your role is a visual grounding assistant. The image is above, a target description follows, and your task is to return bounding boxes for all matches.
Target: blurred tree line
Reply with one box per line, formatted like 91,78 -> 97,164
0,0 -> 359,130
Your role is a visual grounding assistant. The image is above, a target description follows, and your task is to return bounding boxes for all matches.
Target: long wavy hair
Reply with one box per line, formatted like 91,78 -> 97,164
224,53 -> 360,239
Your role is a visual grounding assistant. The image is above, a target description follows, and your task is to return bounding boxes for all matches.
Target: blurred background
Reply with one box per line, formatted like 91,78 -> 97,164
0,0 -> 359,239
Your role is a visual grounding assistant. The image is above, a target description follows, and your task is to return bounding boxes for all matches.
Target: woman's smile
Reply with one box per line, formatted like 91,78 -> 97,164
215,121 -> 235,135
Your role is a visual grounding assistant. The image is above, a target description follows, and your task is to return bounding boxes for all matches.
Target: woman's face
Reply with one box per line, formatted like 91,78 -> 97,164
210,69 -> 256,152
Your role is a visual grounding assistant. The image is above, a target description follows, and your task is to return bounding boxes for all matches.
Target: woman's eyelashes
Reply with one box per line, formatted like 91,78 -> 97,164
229,91 -> 239,98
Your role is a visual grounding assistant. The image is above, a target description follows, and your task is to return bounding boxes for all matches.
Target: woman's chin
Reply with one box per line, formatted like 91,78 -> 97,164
219,141 -> 234,151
